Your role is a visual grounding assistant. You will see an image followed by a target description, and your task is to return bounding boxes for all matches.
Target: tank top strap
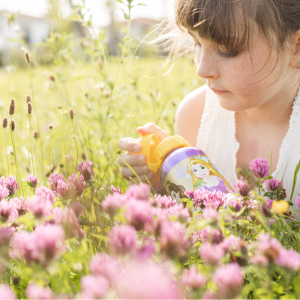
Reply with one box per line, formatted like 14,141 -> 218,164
196,85 -> 239,187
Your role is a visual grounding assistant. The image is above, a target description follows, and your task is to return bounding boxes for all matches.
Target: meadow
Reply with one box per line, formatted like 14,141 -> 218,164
1,1 -> 300,299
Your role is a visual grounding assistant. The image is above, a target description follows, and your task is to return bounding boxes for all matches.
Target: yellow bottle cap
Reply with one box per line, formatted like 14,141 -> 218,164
137,134 -> 190,172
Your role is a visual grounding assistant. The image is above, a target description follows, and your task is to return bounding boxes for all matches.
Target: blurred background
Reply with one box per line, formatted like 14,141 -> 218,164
0,0 -> 174,66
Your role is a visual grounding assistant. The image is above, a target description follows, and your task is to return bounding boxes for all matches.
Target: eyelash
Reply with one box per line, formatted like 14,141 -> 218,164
194,43 -> 239,58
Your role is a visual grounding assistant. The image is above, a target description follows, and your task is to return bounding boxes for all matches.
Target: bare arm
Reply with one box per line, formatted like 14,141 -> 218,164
175,85 -> 207,146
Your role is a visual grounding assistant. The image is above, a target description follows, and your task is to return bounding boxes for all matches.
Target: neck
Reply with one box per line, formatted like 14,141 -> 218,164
238,84 -> 300,126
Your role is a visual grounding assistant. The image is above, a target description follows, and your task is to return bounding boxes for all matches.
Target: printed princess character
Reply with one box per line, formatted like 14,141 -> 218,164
187,156 -> 233,193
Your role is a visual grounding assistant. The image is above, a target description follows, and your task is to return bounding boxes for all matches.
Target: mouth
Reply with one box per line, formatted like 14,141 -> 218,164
210,87 -> 228,95
201,174 -> 207,177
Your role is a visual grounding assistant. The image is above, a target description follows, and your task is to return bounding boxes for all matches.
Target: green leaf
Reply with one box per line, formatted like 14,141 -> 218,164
290,159 -> 300,202
180,198 -> 189,203
137,3 -> 147,6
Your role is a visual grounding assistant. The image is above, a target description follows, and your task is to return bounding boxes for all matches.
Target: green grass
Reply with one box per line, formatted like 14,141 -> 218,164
0,56 -> 201,200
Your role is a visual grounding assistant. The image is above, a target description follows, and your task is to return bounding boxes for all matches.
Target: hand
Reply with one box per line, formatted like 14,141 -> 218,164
118,123 -> 168,184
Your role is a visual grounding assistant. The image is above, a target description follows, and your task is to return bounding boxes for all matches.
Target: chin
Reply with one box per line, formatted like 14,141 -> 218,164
217,96 -> 250,112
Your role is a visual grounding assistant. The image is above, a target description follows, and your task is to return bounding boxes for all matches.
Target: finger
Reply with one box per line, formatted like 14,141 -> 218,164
118,138 -> 141,153
118,154 -> 147,167
137,122 -> 168,141
127,173 -> 156,184
120,166 -> 154,179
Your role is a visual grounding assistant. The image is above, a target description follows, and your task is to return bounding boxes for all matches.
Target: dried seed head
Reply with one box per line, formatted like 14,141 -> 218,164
26,94 -> 31,103
49,75 -> 55,82
72,135 -> 77,140
9,99 -> 15,115
10,120 -> 15,131
69,109 -> 75,119
82,153 -> 87,160
2,117 -> 8,128
33,130 -> 38,139
57,105 -> 62,110
27,102 -> 32,114
48,123 -> 53,131
96,58 -> 103,70
24,51 -> 31,63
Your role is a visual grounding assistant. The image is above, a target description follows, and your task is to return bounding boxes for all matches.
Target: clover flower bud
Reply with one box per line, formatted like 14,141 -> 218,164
24,51 -> 31,63
26,94 -> 31,103
33,130 -> 38,139
9,99 -> 15,115
10,120 -> 15,131
49,75 -> 55,82
2,117 -> 8,128
69,109 -> 75,119
27,102 -> 32,114
48,123 -> 53,131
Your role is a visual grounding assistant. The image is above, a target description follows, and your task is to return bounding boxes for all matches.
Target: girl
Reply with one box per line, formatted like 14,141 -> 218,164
118,0 -> 300,217
187,157 -> 233,193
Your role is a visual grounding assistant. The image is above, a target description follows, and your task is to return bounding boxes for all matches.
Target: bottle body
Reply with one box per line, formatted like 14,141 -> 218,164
160,147 -> 234,203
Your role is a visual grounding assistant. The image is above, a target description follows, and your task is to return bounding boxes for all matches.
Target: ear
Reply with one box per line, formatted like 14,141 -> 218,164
290,30 -> 300,69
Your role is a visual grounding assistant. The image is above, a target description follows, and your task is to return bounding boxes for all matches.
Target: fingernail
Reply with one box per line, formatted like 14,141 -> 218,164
138,155 -> 146,164
133,145 -> 141,153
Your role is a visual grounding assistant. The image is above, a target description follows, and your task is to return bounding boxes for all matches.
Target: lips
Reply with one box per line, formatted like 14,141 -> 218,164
210,87 -> 228,95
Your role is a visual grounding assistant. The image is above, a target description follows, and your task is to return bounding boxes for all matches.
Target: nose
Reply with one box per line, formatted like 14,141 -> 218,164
195,51 -> 220,80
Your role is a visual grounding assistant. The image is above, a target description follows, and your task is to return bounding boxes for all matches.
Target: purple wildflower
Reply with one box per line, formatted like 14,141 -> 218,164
251,255 -> 269,266
164,203 -> 190,222
49,172 -> 64,194
10,197 -> 27,215
193,190 -> 225,210
202,290 -> 217,299
267,218 -> 276,226
26,284 -> 54,300
199,243 -> 225,266
56,180 -> 76,200
193,227 -> 224,244
101,194 -> 125,218
111,185 -> 122,194
124,199 -> 154,231
154,194 -> 176,208
136,238 -> 155,261
235,177 -> 251,197
80,275 -> 109,299
255,233 -> 282,263
68,201 -> 83,217
224,193 -> 244,211
67,174 -> 86,197
126,183 -> 150,201
159,221 -> 190,259
182,265 -> 207,290
5,176 -> 18,196
202,208 -> 219,220
89,253 -> 121,283
78,161 -> 94,182
0,185 -> 9,200
265,178 -> 283,192
276,248 -> 300,271
0,227 -> 15,247
27,196 -> 53,219
0,284 -> 16,299
35,186 -> 55,204
250,158 -> 270,178
213,263 -> 244,299
26,174 -> 38,189
115,261 -> 182,299
108,225 -> 137,255
184,190 -> 195,200
296,196 -> 300,209
10,225 -> 65,266
0,200 -> 18,222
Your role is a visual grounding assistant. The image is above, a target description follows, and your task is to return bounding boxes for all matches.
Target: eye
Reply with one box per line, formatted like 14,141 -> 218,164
218,47 -> 240,58
193,169 -> 197,172
201,166 -> 205,170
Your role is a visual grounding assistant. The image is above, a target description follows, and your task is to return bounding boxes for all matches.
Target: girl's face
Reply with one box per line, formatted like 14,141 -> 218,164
189,27 -> 298,112
190,163 -> 209,178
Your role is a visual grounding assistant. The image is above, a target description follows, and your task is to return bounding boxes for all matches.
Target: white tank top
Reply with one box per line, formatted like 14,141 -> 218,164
196,85 -> 300,218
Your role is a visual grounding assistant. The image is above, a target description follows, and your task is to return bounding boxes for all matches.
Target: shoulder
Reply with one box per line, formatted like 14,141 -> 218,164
175,84 -> 208,146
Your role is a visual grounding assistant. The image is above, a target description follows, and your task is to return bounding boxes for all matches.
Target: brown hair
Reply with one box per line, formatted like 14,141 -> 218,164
152,0 -> 300,77
165,180 -> 186,199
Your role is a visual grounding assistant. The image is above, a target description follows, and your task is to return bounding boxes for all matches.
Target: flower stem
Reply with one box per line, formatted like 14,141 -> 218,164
11,125 -> 23,197
3,129 -> 9,175
49,130 -> 52,175
61,112 -> 68,175
28,114 -> 35,175
71,119 -> 78,171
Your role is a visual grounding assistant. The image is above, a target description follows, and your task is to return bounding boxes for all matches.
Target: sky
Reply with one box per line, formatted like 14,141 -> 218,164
0,0 -> 173,28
